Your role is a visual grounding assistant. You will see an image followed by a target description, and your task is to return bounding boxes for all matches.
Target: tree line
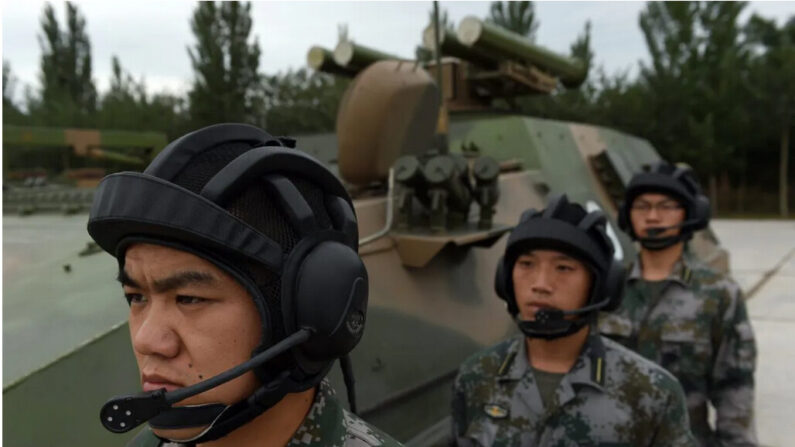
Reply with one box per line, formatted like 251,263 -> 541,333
2,1 -> 793,216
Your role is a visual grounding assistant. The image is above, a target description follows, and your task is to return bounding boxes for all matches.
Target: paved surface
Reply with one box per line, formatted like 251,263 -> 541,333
711,219 -> 795,447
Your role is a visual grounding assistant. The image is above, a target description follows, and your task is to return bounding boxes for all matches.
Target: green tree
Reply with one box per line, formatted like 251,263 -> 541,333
570,21 -> 594,70
264,69 -> 349,135
3,61 -> 28,125
488,1 -> 539,40
638,1 -> 751,210
187,1 -> 265,127
99,56 -> 146,129
746,15 -> 795,216
98,56 -> 190,138
29,1 -> 97,126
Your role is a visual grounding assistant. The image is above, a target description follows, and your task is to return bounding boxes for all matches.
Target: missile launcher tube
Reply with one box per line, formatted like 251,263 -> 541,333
333,41 -> 402,71
421,25 -> 498,68
456,16 -> 588,87
307,46 -> 358,77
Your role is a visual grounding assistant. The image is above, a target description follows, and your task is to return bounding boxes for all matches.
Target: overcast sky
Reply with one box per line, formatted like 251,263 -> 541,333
3,1 -> 795,103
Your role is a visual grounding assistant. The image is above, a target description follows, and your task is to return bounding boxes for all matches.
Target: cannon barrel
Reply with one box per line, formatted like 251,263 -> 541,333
456,16 -> 588,88
333,41 -> 402,72
421,25 -> 498,68
307,46 -> 358,77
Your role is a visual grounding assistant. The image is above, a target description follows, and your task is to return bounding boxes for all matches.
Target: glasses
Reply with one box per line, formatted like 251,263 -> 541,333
630,201 -> 683,214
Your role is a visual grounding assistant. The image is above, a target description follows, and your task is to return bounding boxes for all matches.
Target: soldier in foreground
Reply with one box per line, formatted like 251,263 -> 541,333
451,194 -> 695,446
601,161 -> 758,446
87,123 -> 402,446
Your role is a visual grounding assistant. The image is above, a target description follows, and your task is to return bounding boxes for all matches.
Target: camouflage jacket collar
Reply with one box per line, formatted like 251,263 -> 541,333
499,333 -> 607,404
628,250 -> 696,287
286,379 -> 346,446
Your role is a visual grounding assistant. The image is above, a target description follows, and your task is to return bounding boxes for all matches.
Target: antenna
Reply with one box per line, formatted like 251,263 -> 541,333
432,1 -> 448,154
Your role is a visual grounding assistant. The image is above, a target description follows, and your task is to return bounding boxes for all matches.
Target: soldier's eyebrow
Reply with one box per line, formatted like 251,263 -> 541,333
115,270 -> 217,293
635,198 -> 679,206
552,253 -> 578,263
117,269 -> 140,288
152,271 -> 217,294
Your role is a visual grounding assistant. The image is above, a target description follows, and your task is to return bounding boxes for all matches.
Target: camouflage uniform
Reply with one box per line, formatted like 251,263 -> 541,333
599,252 -> 757,446
451,332 -> 696,446
127,380 -> 402,447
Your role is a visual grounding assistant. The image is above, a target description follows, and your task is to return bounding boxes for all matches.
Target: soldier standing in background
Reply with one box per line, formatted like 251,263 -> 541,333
452,194 -> 695,446
601,161 -> 757,446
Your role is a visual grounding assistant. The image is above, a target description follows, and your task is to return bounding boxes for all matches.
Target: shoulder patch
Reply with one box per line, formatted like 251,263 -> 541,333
483,403 -> 509,419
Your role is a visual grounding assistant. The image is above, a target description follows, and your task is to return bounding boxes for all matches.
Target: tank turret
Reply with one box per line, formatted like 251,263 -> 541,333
335,60 -> 440,186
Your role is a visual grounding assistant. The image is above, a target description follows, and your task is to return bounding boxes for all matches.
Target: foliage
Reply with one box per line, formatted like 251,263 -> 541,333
745,15 -> 795,140
264,69 -> 349,135
3,61 -> 28,125
98,56 -> 189,138
27,1 -> 97,127
637,1 -> 752,182
5,0 -> 795,214
570,21 -> 594,70
187,1 -> 265,128
488,1 -> 539,40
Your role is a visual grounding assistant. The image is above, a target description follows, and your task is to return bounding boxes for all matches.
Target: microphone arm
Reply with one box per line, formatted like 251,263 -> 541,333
100,328 -> 312,433
644,218 -> 700,237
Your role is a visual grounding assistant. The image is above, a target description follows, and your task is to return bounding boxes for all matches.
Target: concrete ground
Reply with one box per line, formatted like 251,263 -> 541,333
711,219 -> 795,447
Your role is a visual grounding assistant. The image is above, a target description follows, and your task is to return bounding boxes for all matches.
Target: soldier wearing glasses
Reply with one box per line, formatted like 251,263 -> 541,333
600,162 -> 758,446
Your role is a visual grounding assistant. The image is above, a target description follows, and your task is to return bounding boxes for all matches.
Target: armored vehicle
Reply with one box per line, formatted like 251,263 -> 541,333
3,17 -> 727,447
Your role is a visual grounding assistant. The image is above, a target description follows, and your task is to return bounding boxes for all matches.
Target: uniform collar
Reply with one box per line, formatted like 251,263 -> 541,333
499,332 -> 607,396
287,380 -> 346,446
499,335 -> 530,381
561,333 -> 607,397
629,250 -> 694,287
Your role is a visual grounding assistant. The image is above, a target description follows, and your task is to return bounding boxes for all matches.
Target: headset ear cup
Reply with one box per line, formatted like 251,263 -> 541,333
602,261 -> 626,312
292,241 -> 368,374
691,195 -> 711,231
494,256 -> 517,314
494,256 -> 506,299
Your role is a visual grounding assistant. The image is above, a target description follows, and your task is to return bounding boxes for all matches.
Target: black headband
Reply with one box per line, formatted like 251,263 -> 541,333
87,172 -> 285,271
625,172 -> 695,206
506,218 -> 612,271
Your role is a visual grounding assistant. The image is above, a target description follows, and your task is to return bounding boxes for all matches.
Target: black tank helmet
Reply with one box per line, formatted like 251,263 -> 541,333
494,194 -> 625,340
618,161 -> 710,250
87,123 -> 367,443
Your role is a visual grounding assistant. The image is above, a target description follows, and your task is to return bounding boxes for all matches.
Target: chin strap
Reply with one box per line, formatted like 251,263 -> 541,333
152,367 -> 327,445
515,310 -> 595,341
637,233 -> 688,251
148,404 -> 228,430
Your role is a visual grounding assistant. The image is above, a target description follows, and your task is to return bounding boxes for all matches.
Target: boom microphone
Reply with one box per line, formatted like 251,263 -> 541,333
644,218 -> 701,238
534,300 -> 608,322
100,328 -> 312,434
